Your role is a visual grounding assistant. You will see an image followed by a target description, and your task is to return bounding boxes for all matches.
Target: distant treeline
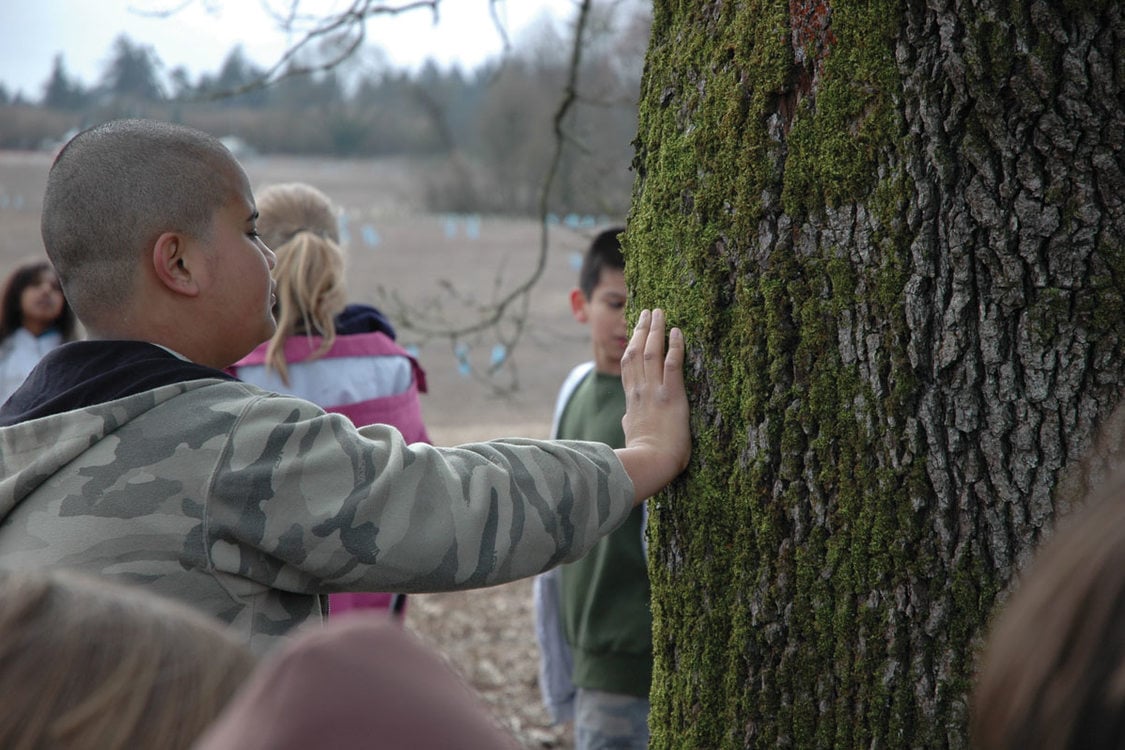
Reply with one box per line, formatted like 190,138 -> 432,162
0,5 -> 648,217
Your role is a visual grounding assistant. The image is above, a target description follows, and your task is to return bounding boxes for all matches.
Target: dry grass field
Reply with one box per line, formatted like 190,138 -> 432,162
0,149 -> 616,747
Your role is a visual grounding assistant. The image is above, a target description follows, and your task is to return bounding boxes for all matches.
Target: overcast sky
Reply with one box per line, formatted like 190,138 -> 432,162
0,0 -> 577,96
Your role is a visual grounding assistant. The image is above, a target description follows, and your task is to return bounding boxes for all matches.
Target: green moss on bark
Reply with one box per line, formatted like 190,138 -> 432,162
627,0 -> 936,747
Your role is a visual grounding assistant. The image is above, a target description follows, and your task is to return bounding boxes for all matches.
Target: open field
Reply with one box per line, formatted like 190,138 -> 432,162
0,150 -> 612,747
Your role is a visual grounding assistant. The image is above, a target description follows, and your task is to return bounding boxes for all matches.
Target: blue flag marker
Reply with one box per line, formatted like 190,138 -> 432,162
465,214 -> 481,240
361,224 -> 380,247
454,342 -> 471,377
490,344 -> 507,366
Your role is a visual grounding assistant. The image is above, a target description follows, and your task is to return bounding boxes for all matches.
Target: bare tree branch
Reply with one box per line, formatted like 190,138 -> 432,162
133,0 -> 437,99
135,0 -> 604,395
373,0 -> 594,395
400,0 -> 591,341
140,0 -> 529,100
487,0 -> 511,53
128,0 -> 215,17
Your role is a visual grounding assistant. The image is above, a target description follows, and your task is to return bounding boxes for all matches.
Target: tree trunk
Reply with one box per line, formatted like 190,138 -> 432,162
626,1 -> 1125,747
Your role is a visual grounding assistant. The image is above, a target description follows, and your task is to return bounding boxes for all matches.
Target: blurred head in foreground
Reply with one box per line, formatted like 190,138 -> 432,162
0,568 -> 255,750
972,466 -> 1125,749
195,615 -> 520,749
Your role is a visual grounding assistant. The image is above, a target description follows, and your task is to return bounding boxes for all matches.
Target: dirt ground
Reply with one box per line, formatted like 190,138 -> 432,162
0,150 -> 611,747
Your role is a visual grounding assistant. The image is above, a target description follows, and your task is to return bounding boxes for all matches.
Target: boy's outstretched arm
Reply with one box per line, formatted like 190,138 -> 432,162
614,308 -> 691,505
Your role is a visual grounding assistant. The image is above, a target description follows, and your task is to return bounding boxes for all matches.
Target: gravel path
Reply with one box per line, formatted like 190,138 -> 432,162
406,580 -> 575,748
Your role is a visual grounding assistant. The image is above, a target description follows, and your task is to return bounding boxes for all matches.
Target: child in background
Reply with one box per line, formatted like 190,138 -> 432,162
535,227 -> 653,749
0,568 -> 255,750
229,182 -> 428,617
0,259 -> 76,402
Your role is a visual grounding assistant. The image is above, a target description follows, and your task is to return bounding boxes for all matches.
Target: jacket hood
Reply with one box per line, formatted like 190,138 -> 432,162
0,340 -> 235,427
335,303 -> 396,339
0,340 -> 235,524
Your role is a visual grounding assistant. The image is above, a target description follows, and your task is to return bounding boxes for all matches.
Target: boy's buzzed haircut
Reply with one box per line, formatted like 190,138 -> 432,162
41,119 -> 237,324
578,227 -> 626,300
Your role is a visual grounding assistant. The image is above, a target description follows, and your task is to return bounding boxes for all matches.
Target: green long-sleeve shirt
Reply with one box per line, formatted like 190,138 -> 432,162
558,369 -> 652,697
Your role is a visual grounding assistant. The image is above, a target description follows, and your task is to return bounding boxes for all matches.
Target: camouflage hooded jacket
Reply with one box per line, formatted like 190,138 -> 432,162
0,342 -> 634,652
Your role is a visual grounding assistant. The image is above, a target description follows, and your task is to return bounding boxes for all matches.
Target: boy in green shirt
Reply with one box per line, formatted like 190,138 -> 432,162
536,228 -> 652,749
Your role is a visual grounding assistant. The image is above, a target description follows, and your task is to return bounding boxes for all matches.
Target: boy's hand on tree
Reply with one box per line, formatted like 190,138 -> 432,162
616,308 -> 691,504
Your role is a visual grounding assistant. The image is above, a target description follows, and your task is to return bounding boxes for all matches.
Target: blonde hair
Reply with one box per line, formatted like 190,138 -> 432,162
0,569 -> 255,750
256,183 -> 348,385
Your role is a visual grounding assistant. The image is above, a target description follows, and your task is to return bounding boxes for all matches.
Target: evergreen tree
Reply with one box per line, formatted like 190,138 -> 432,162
101,35 -> 164,101
212,46 -> 267,107
168,66 -> 196,101
42,54 -> 87,110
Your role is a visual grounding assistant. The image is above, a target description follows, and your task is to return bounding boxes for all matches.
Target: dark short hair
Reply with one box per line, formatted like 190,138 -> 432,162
578,227 -> 625,299
41,119 -> 239,324
0,259 -> 76,341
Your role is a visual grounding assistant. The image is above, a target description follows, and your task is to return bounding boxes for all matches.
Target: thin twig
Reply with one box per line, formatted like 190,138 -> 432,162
188,0 -> 439,100
402,0 -> 593,340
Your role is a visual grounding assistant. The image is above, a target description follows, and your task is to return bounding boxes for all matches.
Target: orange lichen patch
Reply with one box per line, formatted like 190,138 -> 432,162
789,0 -> 838,69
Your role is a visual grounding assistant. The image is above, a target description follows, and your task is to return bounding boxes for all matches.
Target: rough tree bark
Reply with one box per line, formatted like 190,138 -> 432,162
625,1 -> 1124,747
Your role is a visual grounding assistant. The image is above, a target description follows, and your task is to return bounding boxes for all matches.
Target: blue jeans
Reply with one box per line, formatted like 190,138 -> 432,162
575,688 -> 650,750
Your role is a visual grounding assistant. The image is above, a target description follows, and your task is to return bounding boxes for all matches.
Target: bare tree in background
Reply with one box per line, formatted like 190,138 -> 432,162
138,0 -> 445,92
378,0 -> 608,395
141,0 -> 650,394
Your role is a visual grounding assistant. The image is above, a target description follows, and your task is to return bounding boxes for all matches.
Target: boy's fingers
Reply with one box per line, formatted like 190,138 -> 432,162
643,309 -> 667,382
664,327 -> 685,391
623,309 -> 651,386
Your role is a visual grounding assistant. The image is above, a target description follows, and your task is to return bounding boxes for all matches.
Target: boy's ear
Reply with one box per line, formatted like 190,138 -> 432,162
569,287 -> 589,324
151,232 -> 202,297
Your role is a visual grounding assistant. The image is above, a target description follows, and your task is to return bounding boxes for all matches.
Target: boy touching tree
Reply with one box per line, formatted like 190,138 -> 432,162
536,228 -> 654,749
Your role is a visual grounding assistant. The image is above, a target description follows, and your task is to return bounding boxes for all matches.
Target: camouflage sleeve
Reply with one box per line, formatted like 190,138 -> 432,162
204,391 -> 634,595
